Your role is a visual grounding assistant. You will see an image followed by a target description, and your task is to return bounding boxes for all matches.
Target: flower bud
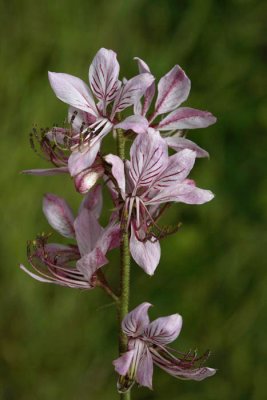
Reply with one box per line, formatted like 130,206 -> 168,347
74,164 -> 104,194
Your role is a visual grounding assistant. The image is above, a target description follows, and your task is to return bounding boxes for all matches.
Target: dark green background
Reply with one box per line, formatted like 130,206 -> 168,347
1,0 -> 266,399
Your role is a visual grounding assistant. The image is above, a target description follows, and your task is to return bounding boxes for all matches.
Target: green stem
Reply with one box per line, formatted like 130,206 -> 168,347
117,128 -> 131,400
118,230 -> 130,353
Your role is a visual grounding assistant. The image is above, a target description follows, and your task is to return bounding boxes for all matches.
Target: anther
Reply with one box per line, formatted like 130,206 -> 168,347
70,110 -> 78,124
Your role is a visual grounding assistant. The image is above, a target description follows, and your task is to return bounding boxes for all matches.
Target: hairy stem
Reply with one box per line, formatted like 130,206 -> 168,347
117,128 -> 131,400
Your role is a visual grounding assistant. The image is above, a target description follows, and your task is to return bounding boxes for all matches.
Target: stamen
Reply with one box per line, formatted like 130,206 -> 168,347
70,110 -> 78,124
79,121 -> 86,133
126,197 -> 135,230
26,234 -> 91,289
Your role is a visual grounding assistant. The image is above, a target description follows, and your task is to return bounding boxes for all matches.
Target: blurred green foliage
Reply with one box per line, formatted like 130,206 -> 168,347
1,0 -> 267,399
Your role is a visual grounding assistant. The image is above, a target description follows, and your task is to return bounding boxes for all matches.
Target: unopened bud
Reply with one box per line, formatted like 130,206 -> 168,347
74,165 -> 104,194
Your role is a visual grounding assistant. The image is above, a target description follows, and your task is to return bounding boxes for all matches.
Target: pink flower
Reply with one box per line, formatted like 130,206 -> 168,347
20,186 -> 120,288
113,303 -> 216,392
48,48 -> 154,177
106,129 -> 214,275
133,57 -> 217,158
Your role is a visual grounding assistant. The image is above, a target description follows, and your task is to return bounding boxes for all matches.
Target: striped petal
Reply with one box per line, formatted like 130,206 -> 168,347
105,154 -> 126,194
115,115 -> 149,134
43,193 -> 75,238
144,314 -> 182,345
136,347 -> 154,389
134,57 -> 155,116
111,73 -> 155,117
157,107 -> 217,130
68,141 -> 101,177
165,135 -> 209,158
79,184 -> 103,218
74,208 -> 103,256
154,149 -> 197,190
122,302 -> 152,337
147,182 -> 214,206
98,221 -> 121,254
76,247 -> 108,282
113,350 -> 135,376
130,227 -> 161,275
129,129 -> 168,190
153,65 -> 191,117
48,72 -> 98,116
89,48 -> 121,106
151,348 -> 216,381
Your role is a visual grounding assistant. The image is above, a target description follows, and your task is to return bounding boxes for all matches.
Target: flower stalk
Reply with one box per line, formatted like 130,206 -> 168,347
117,128 -> 131,400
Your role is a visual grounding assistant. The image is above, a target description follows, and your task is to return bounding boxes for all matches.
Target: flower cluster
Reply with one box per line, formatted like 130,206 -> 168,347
21,48 -> 216,393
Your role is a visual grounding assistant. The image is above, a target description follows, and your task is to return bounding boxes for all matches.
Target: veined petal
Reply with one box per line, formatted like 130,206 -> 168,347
130,228 -> 161,275
136,347 -> 154,389
129,129 -> 168,190
111,73 -> 155,118
113,350 -> 135,376
148,183 -> 214,205
165,135 -> 209,158
145,314 -> 182,345
115,115 -> 149,134
134,57 -> 151,74
153,354 -> 216,381
76,247 -> 108,282
68,140 -> 101,177
176,367 -> 216,381
43,193 -> 75,238
134,57 -> 155,116
48,72 -> 98,116
157,107 -> 217,130
154,65 -> 191,116
79,184 -> 103,218
175,185 -> 215,204
105,154 -> 126,194
21,167 -> 69,176
154,149 -> 196,190
74,208 -> 103,256
122,302 -> 152,337
89,48 -> 120,106
97,222 -> 120,254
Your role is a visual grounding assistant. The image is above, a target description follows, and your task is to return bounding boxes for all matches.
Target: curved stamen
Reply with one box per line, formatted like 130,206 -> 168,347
126,196 -> 135,230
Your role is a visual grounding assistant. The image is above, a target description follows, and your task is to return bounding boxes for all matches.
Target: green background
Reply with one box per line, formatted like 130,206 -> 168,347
1,0 -> 267,399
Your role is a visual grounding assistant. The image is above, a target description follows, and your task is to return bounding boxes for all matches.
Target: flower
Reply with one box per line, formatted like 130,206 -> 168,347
113,303 -> 216,392
48,48 -> 155,177
133,57 -> 217,158
105,129 -> 214,275
20,185 -> 120,288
